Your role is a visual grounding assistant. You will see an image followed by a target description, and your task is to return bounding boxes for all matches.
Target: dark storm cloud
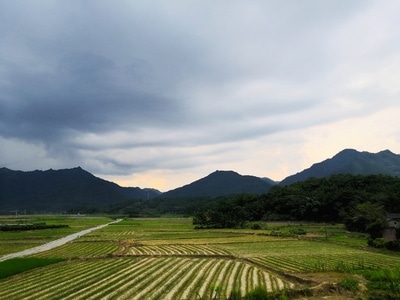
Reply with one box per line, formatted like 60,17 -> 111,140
0,1 -> 216,154
0,50 -> 184,143
1,1 -> 399,189
0,0 -> 361,146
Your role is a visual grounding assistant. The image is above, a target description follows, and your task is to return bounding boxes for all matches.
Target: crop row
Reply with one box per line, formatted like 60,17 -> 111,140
32,241 -> 119,259
118,244 -> 232,256
0,257 -> 294,299
89,230 -> 137,236
251,252 -> 400,273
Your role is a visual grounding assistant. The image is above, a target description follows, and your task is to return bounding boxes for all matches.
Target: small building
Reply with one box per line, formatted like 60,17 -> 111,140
383,213 -> 400,241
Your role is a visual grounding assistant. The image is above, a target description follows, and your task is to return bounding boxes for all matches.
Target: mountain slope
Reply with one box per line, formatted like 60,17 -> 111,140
0,167 -> 161,212
280,149 -> 400,186
160,170 -> 274,198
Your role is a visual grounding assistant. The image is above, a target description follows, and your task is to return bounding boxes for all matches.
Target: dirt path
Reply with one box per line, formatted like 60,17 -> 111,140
0,219 -> 122,262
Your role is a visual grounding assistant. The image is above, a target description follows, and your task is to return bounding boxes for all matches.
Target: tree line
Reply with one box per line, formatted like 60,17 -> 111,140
0,223 -> 69,231
69,174 -> 400,239
192,174 -> 400,231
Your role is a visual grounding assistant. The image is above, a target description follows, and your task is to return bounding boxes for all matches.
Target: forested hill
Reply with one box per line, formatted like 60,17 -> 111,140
280,149 -> 400,185
193,174 -> 400,228
0,167 -> 160,212
160,170 -> 274,198
2,148 -> 399,214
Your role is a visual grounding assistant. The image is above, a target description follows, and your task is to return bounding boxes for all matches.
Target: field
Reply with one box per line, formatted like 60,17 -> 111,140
1,216 -> 400,299
0,215 -> 111,256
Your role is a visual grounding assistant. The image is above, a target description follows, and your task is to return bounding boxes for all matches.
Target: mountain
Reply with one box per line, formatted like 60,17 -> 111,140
0,167 -> 161,212
3,148 -> 399,213
160,170 -> 274,198
261,177 -> 280,185
280,149 -> 400,186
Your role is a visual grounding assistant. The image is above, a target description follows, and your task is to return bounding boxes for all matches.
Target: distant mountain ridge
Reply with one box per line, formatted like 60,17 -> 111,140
160,170 -> 274,198
1,148 -> 399,212
0,167 -> 161,212
280,149 -> 400,185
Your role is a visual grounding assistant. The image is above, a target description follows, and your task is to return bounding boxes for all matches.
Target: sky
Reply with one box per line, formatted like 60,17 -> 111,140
1,1 -> 399,192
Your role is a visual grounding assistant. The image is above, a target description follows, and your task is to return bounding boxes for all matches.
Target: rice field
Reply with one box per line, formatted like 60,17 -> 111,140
251,252 -> 400,273
0,215 -> 112,256
0,242 -> 44,256
1,217 -> 400,299
0,257 -> 293,299
219,239 -> 400,273
32,241 -> 120,259
117,243 -> 232,256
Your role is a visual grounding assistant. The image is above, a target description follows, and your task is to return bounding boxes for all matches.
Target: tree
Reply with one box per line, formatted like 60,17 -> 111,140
344,202 -> 387,239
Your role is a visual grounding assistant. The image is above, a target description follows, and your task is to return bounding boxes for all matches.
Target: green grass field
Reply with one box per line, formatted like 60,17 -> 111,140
1,216 -> 400,299
0,215 -> 112,255
0,258 -> 65,280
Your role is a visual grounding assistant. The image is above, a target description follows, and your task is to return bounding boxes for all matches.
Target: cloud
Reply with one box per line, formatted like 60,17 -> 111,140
1,1 -> 400,191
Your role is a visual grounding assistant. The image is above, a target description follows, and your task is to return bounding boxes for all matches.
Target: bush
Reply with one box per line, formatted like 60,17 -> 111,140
250,223 -> 263,230
368,238 -> 387,248
247,222 -> 269,230
368,238 -> 400,252
0,223 -> 68,231
359,267 -> 400,299
386,240 -> 400,251
289,227 -> 307,235
338,278 -> 359,292
244,286 -> 270,299
228,288 -> 242,300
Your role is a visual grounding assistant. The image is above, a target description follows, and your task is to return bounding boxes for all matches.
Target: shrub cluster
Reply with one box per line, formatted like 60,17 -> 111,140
338,278 -> 359,292
368,238 -> 400,251
0,223 -> 68,231
360,267 -> 400,299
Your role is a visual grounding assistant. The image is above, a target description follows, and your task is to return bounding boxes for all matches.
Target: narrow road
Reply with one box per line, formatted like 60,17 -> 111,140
0,218 -> 122,262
